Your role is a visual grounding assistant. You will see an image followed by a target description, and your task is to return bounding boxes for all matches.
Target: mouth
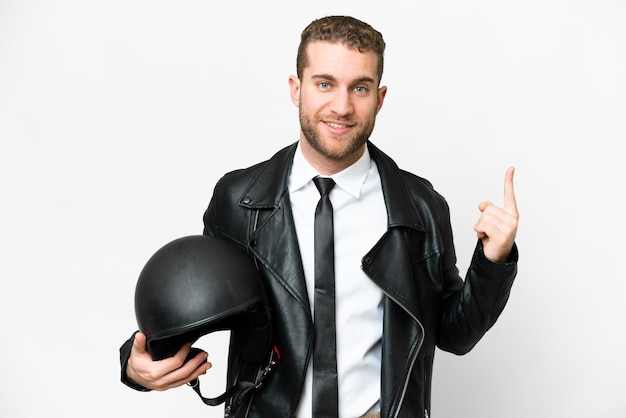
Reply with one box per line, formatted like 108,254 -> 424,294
322,120 -> 356,134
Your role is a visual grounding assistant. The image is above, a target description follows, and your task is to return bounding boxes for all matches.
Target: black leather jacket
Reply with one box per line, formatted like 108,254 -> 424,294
120,141 -> 517,418
202,141 -> 517,417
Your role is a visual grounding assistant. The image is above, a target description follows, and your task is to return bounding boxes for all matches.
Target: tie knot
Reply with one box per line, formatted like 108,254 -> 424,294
313,176 -> 335,196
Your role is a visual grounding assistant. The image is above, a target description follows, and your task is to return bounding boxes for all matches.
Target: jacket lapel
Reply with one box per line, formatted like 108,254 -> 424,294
367,142 -> 426,320
238,143 -> 311,313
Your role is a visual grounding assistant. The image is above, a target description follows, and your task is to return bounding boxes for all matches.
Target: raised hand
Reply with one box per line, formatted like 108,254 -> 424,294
473,167 -> 519,263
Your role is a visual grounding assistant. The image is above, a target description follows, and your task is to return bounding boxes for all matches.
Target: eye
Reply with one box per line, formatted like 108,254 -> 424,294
318,82 -> 331,90
354,86 -> 368,94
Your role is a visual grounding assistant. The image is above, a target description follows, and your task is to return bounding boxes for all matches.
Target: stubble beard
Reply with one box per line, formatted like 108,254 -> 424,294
299,105 -> 377,161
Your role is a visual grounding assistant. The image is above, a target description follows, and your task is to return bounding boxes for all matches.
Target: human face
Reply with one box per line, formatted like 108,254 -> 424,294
289,42 -> 387,174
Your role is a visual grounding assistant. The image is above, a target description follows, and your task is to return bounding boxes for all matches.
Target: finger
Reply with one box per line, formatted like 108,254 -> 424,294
503,166 -> 518,217
173,342 -> 193,360
164,362 -> 212,390
181,351 -> 211,375
158,350 -> 211,390
190,351 -> 212,370
166,344 -> 209,375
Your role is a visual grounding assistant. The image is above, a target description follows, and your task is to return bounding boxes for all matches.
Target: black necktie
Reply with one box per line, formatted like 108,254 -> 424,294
312,176 -> 339,417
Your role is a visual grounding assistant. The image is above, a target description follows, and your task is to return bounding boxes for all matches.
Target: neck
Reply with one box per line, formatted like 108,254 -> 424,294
299,140 -> 366,175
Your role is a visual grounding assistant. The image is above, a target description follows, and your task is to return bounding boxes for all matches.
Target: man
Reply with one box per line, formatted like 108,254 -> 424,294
120,15 -> 519,418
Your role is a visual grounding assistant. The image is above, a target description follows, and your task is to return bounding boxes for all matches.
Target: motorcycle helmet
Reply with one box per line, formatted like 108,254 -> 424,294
134,235 -> 277,407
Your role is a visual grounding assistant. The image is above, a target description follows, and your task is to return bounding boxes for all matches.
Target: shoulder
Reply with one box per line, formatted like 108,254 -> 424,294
368,141 -> 446,204
213,142 -> 297,198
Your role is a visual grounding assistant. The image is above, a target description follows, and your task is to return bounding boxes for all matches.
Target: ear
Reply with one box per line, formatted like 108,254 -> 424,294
376,85 -> 388,114
288,75 -> 301,107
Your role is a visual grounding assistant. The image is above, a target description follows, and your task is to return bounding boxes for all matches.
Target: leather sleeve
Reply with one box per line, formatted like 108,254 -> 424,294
119,331 -> 151,391
437,237 -> 518,355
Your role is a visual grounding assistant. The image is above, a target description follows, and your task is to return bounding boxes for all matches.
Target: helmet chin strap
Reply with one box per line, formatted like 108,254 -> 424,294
186,345 -> 280,407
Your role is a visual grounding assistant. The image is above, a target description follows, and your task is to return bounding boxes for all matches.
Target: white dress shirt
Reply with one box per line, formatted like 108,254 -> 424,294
289,142 -> 387,418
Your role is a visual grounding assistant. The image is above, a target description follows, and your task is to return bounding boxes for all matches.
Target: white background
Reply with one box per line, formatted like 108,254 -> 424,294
1,1 -> 625,417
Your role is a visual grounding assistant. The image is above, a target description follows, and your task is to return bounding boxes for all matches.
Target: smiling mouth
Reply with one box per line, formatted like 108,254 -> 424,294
323,120 -> 356,129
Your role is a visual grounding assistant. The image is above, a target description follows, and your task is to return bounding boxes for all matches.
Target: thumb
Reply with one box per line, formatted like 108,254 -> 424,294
478,200 -> 493,212
132,332 -> 148,355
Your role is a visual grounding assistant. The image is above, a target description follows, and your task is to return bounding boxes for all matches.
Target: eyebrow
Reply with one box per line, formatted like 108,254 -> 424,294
311,74 -> 377,85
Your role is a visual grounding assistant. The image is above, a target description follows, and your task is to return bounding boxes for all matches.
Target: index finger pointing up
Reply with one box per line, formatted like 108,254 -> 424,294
504,166 -> 519,217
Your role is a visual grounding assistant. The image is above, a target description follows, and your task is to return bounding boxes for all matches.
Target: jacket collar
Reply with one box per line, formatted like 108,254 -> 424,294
238,141 -> 425,233
237,142 -> 296,209
367,141 -> 425,233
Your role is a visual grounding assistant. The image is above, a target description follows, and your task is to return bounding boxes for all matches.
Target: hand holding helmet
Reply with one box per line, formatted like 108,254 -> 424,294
126,235 -> 276,407
126,331 -> 211,391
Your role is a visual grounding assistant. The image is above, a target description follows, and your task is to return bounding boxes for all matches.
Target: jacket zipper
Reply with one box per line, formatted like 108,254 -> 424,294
252,210 -> 260,270
371,275 -> 425,418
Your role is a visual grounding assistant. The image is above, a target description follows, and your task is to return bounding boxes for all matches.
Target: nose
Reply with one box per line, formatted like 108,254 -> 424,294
329,89 -> 353,116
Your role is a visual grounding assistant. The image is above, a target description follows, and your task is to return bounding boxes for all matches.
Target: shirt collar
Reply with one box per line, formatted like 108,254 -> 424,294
288,141 -> 371,199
